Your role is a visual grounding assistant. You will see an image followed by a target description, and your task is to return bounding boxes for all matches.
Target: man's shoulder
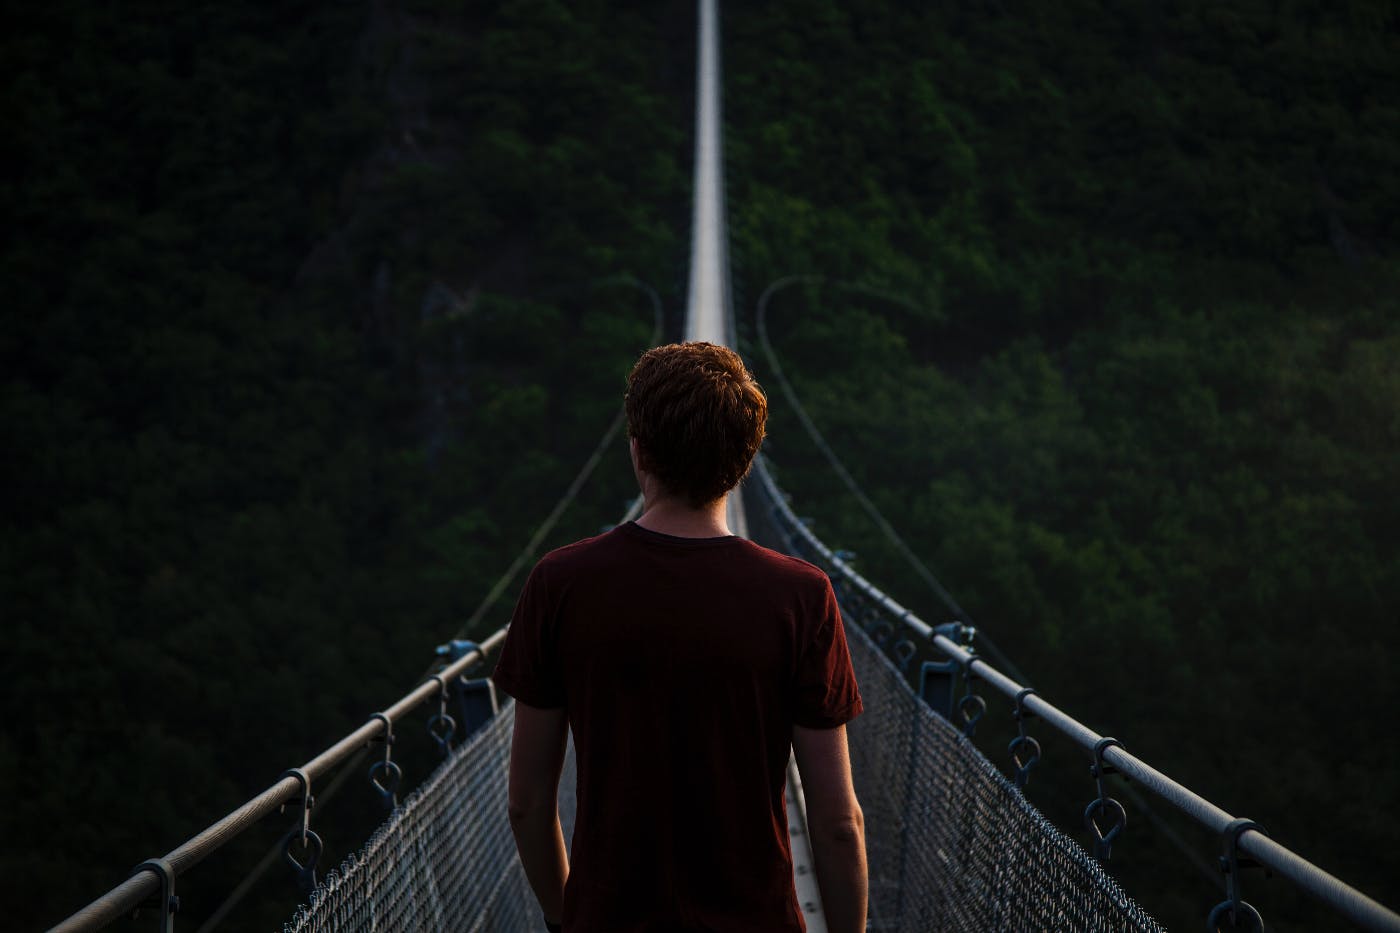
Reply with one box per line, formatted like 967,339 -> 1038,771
534,527 -> 621,572
733,537 -> 831,587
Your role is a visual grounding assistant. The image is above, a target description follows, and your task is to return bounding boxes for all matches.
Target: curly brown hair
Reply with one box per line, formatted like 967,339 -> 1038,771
624,342 -> 768,508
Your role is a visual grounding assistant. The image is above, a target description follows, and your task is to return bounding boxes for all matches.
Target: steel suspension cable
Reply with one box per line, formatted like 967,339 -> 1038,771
452,276 -> 662,641
453,405 -> 630,639
754,274 -> 1030,684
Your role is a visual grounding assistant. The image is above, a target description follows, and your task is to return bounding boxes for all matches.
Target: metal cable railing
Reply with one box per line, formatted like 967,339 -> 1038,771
281,700 -> 535,932
48,630 -> 508,933
751,272 -> 1224,886
452,275 -> 662,642
750,454 -> 1400,933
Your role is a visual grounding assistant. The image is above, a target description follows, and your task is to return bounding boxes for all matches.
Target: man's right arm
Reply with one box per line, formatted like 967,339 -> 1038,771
792,723 -> 867,933
507,700 -> 570,927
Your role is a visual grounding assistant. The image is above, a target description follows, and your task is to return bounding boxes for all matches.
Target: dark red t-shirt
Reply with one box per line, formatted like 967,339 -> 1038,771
492,521 -> 862,933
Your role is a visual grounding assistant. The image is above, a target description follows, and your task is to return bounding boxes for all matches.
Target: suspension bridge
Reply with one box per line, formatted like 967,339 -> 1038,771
48,2 -> 1400,931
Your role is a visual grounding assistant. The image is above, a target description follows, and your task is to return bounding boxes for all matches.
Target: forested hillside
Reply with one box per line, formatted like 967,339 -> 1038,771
3,0 -> 691,927
726,2 -> 1399,930
3,0 -> 1397,931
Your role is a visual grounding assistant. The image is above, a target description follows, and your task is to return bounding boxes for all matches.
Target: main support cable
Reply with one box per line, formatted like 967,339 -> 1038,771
754,274 -> 1029,684
684,0 -> 731,346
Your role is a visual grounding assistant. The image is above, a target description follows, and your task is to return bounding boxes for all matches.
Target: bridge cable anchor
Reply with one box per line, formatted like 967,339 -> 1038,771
1207,818 -> 1269,932
426,673 -> 457,758
917,621 -> 979,725
436,640 -> 500,740
1083,737 -> 1127,862
1008,688 -> 1041,791
130,857 -> 178,933
277,767 -> 322,896
366,711 -> 402,812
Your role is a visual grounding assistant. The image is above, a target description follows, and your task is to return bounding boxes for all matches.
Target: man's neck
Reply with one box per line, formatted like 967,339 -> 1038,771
634,494 -> 731,539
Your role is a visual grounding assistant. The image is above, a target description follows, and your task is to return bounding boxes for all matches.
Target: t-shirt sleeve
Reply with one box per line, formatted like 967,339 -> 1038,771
792,576 -> 863,728
491,561 -> 566,709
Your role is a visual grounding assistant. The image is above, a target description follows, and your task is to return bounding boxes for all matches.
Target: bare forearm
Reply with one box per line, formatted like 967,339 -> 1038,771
509,807 -> 569,922
810,819 -> 868,933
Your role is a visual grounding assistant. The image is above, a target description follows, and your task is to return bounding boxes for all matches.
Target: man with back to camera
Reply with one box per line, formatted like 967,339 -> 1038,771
493,341 -> 868,933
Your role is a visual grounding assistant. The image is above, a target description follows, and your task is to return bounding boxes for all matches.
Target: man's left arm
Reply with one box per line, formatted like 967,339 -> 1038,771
507,701 -> 570,928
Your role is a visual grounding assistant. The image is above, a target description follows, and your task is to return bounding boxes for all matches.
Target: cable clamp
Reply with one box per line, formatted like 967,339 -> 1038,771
1083,737 -> 1127,861
277,768 -> 314,843
1008,688 -> 1040,790
131,857 -> 178,933
1206,818 -> 1268,931
368,712 -> 395,756
366,712 -> 402,811
277,768 -> 321,896
933,620 -> 975,647
1090,736 -> 1123,782
426,673 -> 457,757
435,639 -> 482,666
1012,687 -> 1038,723
952,649 -> 985,737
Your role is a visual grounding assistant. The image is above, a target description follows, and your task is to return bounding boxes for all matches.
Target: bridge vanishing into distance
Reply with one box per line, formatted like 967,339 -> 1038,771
50,2 -> 1400,931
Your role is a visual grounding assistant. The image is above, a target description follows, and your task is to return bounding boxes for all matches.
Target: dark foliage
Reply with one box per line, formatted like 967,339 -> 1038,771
727,2 -> 1399,930
3,0 -> 688,927
3,0 -> 1397,931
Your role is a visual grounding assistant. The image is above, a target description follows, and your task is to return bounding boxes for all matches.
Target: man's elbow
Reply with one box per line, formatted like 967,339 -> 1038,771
507,796 -> 554,827
814,803 -> 865,847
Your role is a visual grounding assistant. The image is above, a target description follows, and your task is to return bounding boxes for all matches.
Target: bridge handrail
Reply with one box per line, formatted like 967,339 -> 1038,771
48,629 -> 509,933
751,454 -> 1400,933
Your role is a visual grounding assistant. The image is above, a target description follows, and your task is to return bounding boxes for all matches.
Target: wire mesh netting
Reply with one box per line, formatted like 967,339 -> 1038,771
285,625 -> 1161,933
283,699 -> 579,933
844,616 -> 1164,933
283,568 -> 1159,931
